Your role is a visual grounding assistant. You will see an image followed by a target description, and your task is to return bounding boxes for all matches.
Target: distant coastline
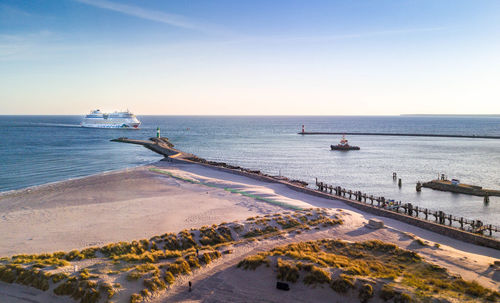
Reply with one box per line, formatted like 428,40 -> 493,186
400,114 -> 500,117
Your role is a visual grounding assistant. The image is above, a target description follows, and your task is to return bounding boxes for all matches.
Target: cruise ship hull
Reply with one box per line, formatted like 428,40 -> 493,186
81,110 -> 141,129
81,122 -> 140,129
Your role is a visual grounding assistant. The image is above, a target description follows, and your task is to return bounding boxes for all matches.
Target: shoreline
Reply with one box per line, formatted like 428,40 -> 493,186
0,163 -> 288,256
1,155 -> 499,302
1,160 -> 499,302
3,136 -> 499,248
0,165 -> 151,197
2,158 -> 499,257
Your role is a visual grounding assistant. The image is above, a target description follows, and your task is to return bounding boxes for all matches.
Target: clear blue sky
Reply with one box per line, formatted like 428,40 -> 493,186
1,0 -> 499,115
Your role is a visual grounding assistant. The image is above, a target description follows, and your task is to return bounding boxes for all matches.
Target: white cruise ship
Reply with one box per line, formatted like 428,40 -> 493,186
81,109 -> 141,129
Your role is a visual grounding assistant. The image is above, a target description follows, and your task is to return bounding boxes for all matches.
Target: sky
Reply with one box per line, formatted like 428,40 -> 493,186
1,0 -> 499,115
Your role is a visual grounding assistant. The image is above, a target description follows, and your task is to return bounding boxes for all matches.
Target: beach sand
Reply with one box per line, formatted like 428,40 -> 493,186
0,164 -> 284,257
0,160 -> 499,302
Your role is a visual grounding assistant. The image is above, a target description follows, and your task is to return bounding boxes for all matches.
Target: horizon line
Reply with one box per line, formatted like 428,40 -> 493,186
1,114 -> 500,117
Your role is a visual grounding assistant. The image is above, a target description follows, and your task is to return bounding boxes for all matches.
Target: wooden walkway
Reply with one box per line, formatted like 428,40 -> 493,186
315,180 -> 500,237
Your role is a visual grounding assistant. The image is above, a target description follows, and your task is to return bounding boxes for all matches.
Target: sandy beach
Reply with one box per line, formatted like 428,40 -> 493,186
0,160 -> 499,302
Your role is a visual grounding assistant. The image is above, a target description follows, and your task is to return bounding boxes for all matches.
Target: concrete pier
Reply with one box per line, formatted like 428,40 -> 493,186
298,131 -> 500,140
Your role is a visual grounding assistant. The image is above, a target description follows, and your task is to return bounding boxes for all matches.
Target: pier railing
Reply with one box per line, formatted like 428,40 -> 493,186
315,180 -> 500,237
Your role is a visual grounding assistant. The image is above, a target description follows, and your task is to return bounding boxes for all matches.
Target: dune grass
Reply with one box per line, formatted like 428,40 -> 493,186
0,208 -> 343,303
237,253 -> 271,270
239,239 -> 500,302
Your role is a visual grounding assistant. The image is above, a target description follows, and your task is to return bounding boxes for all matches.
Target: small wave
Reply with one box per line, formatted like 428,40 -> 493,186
28,122 -> 82,128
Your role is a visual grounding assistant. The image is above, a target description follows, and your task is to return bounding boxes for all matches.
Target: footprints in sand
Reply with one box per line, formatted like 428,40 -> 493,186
184,209 -> 227,224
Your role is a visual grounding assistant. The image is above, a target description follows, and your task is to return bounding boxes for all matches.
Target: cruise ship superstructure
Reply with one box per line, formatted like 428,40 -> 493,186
81,109 -> 141,129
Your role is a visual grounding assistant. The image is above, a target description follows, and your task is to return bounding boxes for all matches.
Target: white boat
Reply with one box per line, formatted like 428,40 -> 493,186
81,109 -> 141,129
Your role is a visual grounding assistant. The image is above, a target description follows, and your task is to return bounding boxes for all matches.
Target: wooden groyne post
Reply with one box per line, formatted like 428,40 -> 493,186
314,178 -> 500,239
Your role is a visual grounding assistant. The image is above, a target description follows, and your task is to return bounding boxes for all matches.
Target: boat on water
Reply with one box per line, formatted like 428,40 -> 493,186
81,109 -> 141,129
330,135 -> 360,151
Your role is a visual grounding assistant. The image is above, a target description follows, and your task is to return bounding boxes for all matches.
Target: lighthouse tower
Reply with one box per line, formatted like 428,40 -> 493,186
156,127 -> 160,138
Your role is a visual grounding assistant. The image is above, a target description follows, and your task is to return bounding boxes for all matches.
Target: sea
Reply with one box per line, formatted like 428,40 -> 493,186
1,115 -> 499,228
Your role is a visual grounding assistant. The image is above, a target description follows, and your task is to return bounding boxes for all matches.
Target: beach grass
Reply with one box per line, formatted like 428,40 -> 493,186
0,209 -> 345,302
238,239 -> 500,302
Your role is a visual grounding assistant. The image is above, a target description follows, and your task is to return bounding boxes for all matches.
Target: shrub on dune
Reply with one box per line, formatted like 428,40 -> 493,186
199,226 -> 228,246
0,264 -> 51,291
140,288 -> 150,298
451,278 -> 498,299
277,258 -> 300,283
200,250 -> 222,265
162,233 -> 182,250
50,272 -> 69,284
179,230 -> 196,249
126,271 -> 143,281
0,264 -> 20,283
135,263 -> 159,274
143,276 -> 167,292
237,253 -> 270,270
276,217 -> 301,229
65,250 -> 84,261
53,277 -> 78,296
130,293 -> 143,303
185,254 -> 200,268
80,247 -> 98,259
331,274 -> 355,293
167,259 -> 191,276
303,266 -> 331,285
163,271 -> 175,285
163,250 -> 182,259
216,226 -> 233,242
358,283 -> 374,303
99,282 -> 116,299
15,268 -> 50,291
243,226 -> 278,238
379,284 -> 396,300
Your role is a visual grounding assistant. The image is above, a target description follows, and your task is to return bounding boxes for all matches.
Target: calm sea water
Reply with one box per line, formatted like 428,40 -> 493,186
1,115 -> 499,227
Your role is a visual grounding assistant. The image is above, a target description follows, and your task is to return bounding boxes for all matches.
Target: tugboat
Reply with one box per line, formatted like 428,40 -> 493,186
331,135 -> 360,151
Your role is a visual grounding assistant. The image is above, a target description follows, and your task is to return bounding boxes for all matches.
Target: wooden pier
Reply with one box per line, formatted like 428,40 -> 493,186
315,179 -> 500,237
298,131 -> 500,140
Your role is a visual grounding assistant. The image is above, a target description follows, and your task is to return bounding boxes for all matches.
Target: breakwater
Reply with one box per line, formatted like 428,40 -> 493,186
298,131 -> 500,139
112,137 -> 500,250
110,137 -> 309,187
110,137 -> 185,158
